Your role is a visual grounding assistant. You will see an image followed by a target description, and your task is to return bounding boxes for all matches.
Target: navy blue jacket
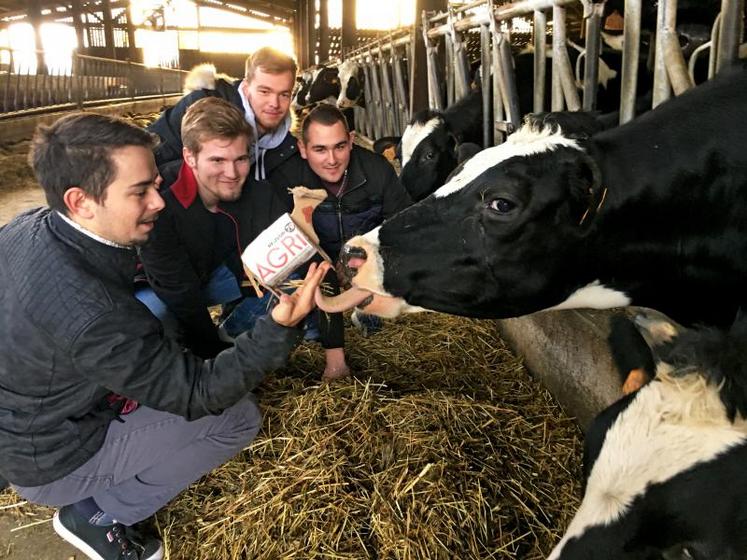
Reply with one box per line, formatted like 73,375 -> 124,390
273,146 -> 412,260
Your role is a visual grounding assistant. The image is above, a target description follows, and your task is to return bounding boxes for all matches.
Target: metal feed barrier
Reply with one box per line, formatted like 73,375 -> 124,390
317,0 -> 744,148
0,48 -> 187,117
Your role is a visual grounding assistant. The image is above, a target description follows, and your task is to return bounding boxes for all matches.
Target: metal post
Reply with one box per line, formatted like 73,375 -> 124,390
488,0 -> 506,143
499,35 -> 520,128
444,30 -> 455,106
378,52 -> 396,136
392,43 -> 410,134
361,60 -> 376,138
480,24 -> 492,147
449,10 -> 471,100
552,5 -> 580,111
619,0 -> 642,124
652,0 -> 675,107
368,56 -> 386,139
74,52 -> 84,109
582,2 -> 604,111
423,10 -> 444,111
533,9 -> 547,113
716,0 -> 743,73
708,13 -> 722,80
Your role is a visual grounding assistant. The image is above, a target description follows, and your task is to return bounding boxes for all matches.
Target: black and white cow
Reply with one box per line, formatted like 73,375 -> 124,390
318,63 -> 747,330
291,64 -> 341,114
337,59 -> 365,109
397,89 -> 485,202
393,44 -> 645,203
550,312 -> 747,559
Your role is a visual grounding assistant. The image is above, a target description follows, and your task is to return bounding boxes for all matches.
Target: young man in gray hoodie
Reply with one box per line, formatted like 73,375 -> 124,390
149,46 -> 299,184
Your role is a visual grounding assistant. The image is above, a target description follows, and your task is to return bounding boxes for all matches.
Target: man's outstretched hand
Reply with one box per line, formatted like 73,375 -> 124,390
270,262 -> 330,327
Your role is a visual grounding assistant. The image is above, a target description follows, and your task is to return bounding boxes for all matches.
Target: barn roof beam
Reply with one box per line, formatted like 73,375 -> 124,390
0,0 -> 296,27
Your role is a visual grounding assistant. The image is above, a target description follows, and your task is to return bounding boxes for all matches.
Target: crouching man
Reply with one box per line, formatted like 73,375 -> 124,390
0,113 -> 327,560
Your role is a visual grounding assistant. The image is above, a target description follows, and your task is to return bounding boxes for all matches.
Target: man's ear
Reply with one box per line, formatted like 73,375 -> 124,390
348,131 -> 355,146
240,79 -> 250,98
62,187 -> 96,220
297,138 -> 308,160
183,146 -> 197,169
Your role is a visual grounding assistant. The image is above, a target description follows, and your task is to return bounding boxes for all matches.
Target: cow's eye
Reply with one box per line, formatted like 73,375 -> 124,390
489,198 -> 516,214
423,151 -> 435,161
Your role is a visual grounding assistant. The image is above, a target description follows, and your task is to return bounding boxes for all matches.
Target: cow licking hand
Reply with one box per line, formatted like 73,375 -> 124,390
329,63 -> 747,332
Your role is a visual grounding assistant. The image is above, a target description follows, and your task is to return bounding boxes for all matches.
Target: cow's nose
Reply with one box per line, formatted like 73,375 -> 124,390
339,244 -> 367,283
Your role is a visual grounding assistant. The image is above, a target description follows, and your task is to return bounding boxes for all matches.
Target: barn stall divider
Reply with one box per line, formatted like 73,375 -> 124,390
307,0 -> 744,150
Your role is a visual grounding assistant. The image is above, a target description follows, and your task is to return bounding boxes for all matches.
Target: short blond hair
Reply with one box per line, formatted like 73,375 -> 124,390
244,47 -> 297,83
181,97 -> 253,155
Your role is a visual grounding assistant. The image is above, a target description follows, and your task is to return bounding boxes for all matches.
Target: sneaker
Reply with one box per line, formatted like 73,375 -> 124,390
53,505 -> 163,560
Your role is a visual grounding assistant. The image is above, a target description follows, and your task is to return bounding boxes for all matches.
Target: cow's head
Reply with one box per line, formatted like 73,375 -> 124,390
292,70 -> 313,111
336,60 -> 364,108
399,112 -> 458,202
307,65 -> 341,105
318,124 -> 623,319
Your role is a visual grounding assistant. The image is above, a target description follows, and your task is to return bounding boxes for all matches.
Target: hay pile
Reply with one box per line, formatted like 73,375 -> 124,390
0,141 -> 36,196
156,313 -> 582,559
0,307 -> 581,560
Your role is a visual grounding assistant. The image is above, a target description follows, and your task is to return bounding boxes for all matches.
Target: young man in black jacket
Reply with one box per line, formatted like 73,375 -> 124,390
278,104 -> 412,379
0,112 -> 328,560
137,97 -> 287,358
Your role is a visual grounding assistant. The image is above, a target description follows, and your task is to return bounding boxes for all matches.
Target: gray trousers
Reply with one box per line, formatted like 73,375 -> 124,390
13,396 -> 261,526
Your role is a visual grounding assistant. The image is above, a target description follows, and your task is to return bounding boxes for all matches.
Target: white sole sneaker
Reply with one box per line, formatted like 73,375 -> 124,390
53,510 -> 164,560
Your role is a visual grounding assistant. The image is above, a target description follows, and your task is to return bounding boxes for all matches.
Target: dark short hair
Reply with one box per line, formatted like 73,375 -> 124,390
300,103 -> 350,144
181,97 -> 253,155
245,47 -> 297,83
29,112 -> 159,213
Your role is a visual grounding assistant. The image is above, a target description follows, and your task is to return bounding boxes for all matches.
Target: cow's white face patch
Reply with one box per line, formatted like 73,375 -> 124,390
601,31 -> 625,52
597,57 -> 618,90
549,372 -> 747,559
549,280 -> 631,311
337,60 -> 359,106
401,117 -> 442,167
433,125 -> 581,199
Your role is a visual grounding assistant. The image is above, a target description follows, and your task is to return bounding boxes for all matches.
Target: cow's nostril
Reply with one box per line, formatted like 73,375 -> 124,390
340,244 -> 368,280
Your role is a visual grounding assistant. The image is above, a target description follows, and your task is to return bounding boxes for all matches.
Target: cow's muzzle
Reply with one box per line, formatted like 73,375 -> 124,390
315,234 -> 418,318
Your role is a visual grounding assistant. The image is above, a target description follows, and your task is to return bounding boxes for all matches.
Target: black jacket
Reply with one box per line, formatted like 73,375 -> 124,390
147,78 -> 299,176
139,162 -> 287,358
273,146 -> 412,260
0,209 -> 302,486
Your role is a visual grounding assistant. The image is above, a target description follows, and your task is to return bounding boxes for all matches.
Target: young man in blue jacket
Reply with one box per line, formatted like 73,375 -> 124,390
0,112 -> 327,560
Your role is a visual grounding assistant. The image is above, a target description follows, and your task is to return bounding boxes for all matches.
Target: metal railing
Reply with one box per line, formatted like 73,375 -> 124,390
0,48 -> 187,117
344,29 -> 414,139
319,0 -> 745,148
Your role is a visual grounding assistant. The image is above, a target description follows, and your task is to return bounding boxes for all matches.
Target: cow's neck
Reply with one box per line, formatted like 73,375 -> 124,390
580,138 -> 747,327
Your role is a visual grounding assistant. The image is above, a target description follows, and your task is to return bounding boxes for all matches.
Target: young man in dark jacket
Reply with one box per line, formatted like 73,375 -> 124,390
0,112 -> 328,560
148,46 -> 299,183
137,97 -> 287,358
279,104 -> 412,379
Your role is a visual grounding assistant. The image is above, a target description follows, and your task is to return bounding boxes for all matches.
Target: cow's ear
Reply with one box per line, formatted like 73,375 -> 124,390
456,142 -> 481,164
570,152 -> 605,227
373,136 -> 401,161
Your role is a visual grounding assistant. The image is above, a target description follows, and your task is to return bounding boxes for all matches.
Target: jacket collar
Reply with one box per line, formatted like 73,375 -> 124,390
346,147 -> 367,192
170,161 -> 199,209
49,210 -> 138,288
